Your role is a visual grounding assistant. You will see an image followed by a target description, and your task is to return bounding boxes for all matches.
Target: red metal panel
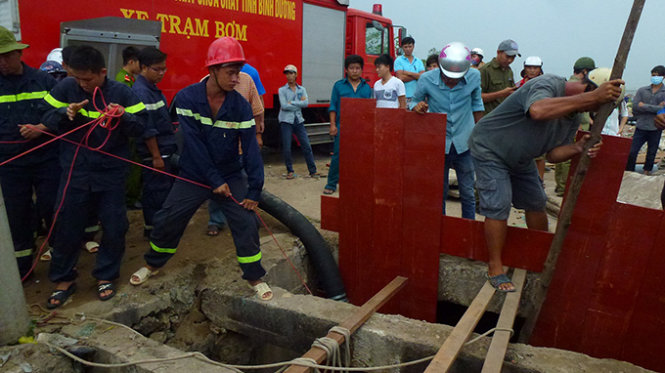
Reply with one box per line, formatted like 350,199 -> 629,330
320,195 -> 339,232
621,212 -> 665,370
337,98 -> 376,306
19,0 -> 305,103
367,108 -> 406,314
440,217 -> 552,272
398,111 -> 445,321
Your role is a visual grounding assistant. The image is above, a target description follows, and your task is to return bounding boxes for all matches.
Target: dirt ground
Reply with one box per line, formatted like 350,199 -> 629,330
22,144 -> 567,309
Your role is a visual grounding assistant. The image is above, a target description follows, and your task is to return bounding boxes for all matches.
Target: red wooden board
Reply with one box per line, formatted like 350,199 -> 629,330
319,106 -> 665,371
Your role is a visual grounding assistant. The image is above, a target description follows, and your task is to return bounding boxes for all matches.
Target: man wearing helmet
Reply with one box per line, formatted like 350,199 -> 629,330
516,56 -> 543,88
0,26 -> 60,279
468,69 -> 623,292
413,42 -> 484,220
470,48 -> 484,69
130,37 -> 272,301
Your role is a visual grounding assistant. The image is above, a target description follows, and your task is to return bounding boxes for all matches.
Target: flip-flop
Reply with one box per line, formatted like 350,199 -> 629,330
46,282 -> 77,309
323,188 -> 335,195
130,266 -> 159,285
285,172 -> 296,180
487,273 -> 516,293
249,281 -> 273,301
207,225 -> 220,236
97,282 -> 116,301
84,241 -> 99,253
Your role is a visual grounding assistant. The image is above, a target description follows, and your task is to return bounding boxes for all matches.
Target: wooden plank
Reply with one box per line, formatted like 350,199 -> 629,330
481,268 -> 527,373
284,276 -> 408,373
424,279 -> 497,373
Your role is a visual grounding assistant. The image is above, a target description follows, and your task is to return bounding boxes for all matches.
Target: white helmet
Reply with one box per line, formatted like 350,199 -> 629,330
46,48 -> 63,65
524,56 -> 543,67
471,48 -> 484,57
438,42 -> 471,79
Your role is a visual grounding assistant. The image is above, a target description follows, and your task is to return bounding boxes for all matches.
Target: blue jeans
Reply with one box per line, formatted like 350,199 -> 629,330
626,128 -> 662,172
325,130 -> 340,191
208,199 -> 227,228
281,120 -> 317,174
443,146 -> 475,220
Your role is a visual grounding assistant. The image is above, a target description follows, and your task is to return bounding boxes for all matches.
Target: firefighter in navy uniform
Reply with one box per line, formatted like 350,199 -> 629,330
0,26 -> 59,279
132,47 -> 178,239
42,45 -> 147,309
129,37 -> 273,301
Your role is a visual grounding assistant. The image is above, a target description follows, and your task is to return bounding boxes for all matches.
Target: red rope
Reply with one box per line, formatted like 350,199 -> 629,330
10,87 -> 313,294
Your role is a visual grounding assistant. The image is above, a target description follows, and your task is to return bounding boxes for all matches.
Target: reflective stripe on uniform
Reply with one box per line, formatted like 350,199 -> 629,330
176,107 -> 255,129
44,93 -> 69,108
14,248 -> 33,258
150,241 -> 176,254
84,225 -> 101,233
144,100 -> 166,111
0,91 -> 49,103
126,102 -> 146,114
237,252 -> 262,264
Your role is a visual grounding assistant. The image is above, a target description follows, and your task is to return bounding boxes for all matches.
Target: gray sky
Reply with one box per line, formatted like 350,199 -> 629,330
350,0 -> 663,91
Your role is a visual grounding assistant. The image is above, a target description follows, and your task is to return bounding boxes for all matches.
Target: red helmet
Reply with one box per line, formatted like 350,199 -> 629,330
205,37 -> 245,67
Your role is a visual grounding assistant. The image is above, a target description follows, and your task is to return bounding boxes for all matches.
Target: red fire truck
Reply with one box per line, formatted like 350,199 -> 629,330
2,0 -> 403,145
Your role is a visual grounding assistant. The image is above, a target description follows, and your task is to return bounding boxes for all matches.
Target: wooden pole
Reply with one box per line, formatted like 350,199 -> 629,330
284,276 -> 408,373
0,183 -> 32,345
519,0 -> 646,343
424,279 -> 497,373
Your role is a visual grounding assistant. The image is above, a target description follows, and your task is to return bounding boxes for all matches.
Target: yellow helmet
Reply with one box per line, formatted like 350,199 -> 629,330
587,67 -> 625,105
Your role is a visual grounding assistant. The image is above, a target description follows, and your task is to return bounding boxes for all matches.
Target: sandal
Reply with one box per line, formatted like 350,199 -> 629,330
97,282 -> 116,301
207,224 -> 220,236
40,248 -> 52,262
249,281 -> 273,301
323,188 -> 335,195
130,266 -> 159,285
46,282 -> 77,310
309,172 -> 325,178
487,273 -> 516,293
84,241 -> 99,253
285,172 -> 296,180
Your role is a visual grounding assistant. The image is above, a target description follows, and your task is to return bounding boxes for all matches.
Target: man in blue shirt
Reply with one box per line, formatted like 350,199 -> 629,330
132,47 -> 177,239
130,37 -> 272,302
395,37 -> 425,110
324,54 -> 373,195
413,42 -> 484,220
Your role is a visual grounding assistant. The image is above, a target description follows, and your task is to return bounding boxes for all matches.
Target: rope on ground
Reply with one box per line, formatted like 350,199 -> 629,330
35,312 -> 515,372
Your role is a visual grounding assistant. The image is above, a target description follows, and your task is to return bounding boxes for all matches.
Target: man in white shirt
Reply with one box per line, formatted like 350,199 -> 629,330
374,54 -> 406,109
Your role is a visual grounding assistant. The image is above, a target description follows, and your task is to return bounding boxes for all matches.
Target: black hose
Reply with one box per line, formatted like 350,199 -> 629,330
259,190 -> 347,301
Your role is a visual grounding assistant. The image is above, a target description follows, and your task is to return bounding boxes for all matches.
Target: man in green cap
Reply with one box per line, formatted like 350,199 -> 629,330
0,26 -> 60,279
554,57 -> 596,196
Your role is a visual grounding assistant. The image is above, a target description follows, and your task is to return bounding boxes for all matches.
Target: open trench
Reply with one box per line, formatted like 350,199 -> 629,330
1,232 -> 654,373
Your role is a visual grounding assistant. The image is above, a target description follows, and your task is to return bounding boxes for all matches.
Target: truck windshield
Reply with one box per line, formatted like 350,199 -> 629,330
365,22 -> 389,55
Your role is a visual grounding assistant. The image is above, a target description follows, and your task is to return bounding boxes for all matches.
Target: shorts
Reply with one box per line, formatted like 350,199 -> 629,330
472,157 -> 547,220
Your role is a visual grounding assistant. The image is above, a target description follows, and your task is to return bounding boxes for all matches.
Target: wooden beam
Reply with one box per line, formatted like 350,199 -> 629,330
481,269 -> 527,373
424,279 -> 497,373
284,276 -> 408,373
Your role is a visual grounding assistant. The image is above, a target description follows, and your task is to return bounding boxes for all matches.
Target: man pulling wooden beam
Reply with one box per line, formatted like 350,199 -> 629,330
519,0 -> 646,341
